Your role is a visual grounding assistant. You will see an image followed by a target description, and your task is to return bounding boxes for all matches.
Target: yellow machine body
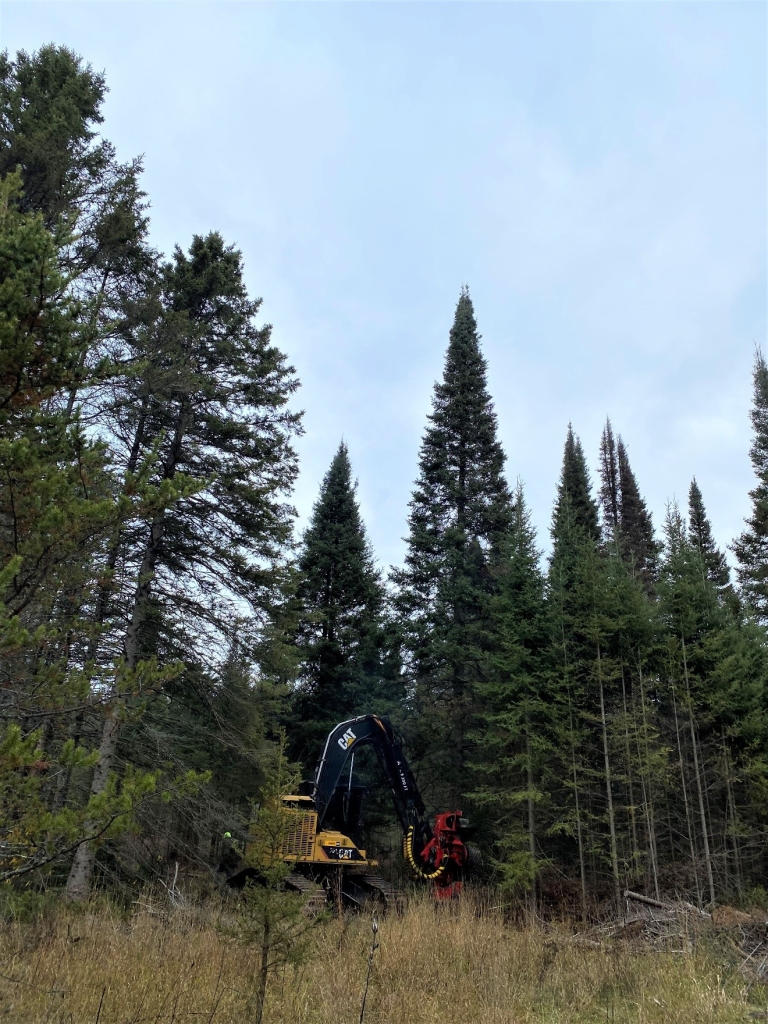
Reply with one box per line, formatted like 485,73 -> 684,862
276,795 -> 376,869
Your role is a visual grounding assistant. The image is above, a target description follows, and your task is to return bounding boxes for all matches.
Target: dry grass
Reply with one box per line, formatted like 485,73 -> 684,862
0,893 -> 760,1024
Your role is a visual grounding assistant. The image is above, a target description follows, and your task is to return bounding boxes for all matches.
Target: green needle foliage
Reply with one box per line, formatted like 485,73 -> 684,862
471,482 -> 550,892
0,170 -> 159,883
393,288 -> 511,807
617,437 -> 659,591
688,478 -> 730,591
291,441 -> 398,760
733,349 -> 768,624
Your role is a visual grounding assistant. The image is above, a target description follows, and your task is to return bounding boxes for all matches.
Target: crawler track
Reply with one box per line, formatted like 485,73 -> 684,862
358,874 -> 406,913
285,872 -> 327,914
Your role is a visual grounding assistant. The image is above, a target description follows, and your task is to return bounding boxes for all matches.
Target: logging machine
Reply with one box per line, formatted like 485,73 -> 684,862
226,714 -> 477,907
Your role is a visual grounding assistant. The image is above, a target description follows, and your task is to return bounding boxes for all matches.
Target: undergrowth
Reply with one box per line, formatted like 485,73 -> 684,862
0,892 -> 761,1023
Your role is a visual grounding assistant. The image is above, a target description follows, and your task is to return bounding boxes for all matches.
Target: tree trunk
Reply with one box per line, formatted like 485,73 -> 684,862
597,645 -> 621,913
558,591 -> 587,922
65,703 -> 120,900
636,664 -> 660,899
671,676 -> 701,905
681,638 -> 715,906
722,736 -> 743,899
620,665 -> 639,868
64,402 -> 188,901
525,713 -> 536,914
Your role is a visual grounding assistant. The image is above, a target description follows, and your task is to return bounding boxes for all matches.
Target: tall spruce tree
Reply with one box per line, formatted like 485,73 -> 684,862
688,479 -> 730,590
556,426 -> 599,542
392,288 -> 511,806
732,350 -> 768,624
291,441 -> 396,759
546,428 -> 600,911
598,419 -> 620,544
617,437 -> 658,591
472,481 -> 550,893
549,467 -> 659,907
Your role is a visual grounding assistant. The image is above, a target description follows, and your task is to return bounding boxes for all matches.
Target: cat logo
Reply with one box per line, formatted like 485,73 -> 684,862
337,728 -> 357,750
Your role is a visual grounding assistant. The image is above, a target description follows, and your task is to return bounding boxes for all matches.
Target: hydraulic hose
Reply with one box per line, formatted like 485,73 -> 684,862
404,826 -> 447,880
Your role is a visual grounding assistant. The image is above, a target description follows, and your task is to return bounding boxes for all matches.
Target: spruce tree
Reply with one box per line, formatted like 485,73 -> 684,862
291,441 -> 396,759
473,481 -> 550,892
548,428 -> 661,906
732,350 -> 768,624
554,425 -> 599,542
617,437 -> 658,590
393,288 -> 511,805
688,479 -> 730,589
546,434 -> 599,909
657,502 -> 768,902
598,418 -> 620,544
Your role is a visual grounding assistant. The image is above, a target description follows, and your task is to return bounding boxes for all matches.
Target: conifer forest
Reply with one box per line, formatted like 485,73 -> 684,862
2,44 -> 767,925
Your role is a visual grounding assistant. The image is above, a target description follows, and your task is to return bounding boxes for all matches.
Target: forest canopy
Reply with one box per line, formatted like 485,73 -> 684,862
0,44 -> 765,911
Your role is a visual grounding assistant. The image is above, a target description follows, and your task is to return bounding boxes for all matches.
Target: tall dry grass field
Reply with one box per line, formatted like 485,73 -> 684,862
0,895 -> 760,1023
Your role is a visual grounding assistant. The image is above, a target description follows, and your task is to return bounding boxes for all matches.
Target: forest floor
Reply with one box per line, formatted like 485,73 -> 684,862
0,892 -> 765,1024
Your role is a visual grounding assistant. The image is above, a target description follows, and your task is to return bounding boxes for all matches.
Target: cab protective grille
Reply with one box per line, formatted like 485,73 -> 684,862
281,811 -> 317,859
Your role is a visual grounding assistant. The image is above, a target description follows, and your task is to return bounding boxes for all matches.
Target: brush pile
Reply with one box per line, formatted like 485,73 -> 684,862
569,888 -> 768,985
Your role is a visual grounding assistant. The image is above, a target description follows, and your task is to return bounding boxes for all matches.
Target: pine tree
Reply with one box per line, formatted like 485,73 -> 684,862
688,479 -> 730,589
65,232 -> 301,900
732,350 -> 768,623
291,441 -> 396,759
392,288 -> 511,806
617,437 -> 659,590
0,45 -> 151,316
232,738 -> 320,1024
0,172 -> 159,882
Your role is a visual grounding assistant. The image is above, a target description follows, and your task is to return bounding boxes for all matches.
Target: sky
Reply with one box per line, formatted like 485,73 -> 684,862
2,1 -> 766,571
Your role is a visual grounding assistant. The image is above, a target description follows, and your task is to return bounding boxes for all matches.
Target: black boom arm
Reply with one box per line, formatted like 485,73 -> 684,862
311,715 -> 427,836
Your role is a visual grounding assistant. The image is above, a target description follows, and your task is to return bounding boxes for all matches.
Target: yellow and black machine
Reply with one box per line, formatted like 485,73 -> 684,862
224,715 -> 476,908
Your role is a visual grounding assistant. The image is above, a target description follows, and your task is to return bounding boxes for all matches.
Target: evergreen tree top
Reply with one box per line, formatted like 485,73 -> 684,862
598,418 -> 620,542
409,288 -> 510,543
732,349 -> 768,620
0,46 -> 109,225
552,424 -> 599,542
291,440 -> 395,758
299,440 -> 379,600
688,478 -> 730,589
748,348 -> 768,475
616,436 -> 658,590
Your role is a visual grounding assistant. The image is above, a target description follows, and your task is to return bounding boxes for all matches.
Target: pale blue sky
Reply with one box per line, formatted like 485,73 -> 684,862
2,2 -> 765,569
